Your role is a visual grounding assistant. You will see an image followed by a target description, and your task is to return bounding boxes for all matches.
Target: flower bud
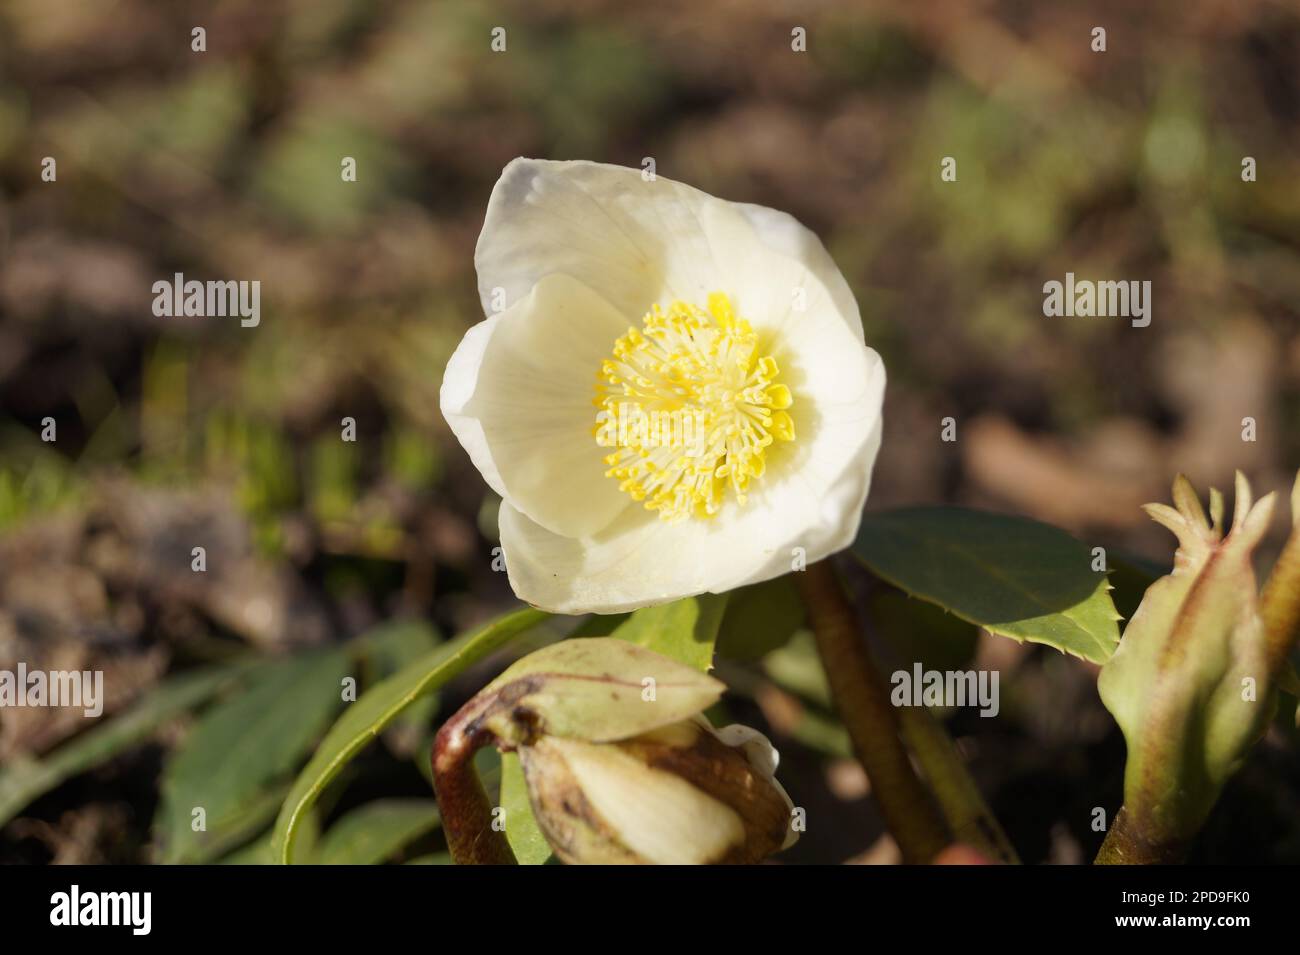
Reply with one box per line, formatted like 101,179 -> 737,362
434,637 -> 798,864
518,716 -> 798,864
476,637 -> 727,745
1098,473 -> 1276,849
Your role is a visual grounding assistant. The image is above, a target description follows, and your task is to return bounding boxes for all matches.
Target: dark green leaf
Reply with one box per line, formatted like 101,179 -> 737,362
871,589 -> 979,673
0,664 -> 249,828
568,613 -> 631,638
156,649 -> 350,863
716,576 -> 806,662
853,507 -> 1121,663
314,799 -> 440,865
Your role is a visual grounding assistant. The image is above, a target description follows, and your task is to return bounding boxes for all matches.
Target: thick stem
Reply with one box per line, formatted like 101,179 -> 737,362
431,694 -> 517,865
1094,807 -> 1187,865
795,560 -> 950,863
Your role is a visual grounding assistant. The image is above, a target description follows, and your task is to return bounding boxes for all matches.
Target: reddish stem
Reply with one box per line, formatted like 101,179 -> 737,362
431,694 -> 517,865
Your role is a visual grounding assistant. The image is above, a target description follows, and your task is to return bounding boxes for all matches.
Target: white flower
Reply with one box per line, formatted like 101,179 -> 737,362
441,159 -> 885,613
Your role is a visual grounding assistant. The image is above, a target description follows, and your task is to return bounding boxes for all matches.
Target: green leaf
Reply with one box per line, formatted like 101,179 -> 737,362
715,576 -> 806,662
404,852 -> 453,865
155,649 -> 350,863
500,752 -> 552,864
218,808 -> 324,865
853,507 -> 1121,663
0,664 -> 249,827
360,620 -> 443,759
314,799 -> 440,865
166,785 -> 289,865
567,612 -> 631,639
217,800 -> 335,867
270,607 -> 547,864
217,833 -> 273,865
610,593 -> 728,672
871,590 -> 979,674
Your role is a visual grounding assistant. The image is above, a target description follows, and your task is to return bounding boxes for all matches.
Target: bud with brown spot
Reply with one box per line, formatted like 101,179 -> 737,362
431,638 -> 798,864
520,717 -> 796,864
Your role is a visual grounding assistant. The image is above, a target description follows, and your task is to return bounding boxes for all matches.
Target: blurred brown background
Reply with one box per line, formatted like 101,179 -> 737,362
1,0 -> 1297,864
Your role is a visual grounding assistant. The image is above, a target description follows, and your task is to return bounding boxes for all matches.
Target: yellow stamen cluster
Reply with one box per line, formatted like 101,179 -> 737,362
594,292 -> 794,522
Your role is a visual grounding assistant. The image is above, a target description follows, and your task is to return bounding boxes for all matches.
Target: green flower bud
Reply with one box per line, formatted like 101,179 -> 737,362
477,637 -> 726,745
1098,473 -> 1276,850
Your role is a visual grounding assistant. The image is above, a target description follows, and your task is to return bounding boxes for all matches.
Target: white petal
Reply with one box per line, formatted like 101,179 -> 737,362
439,273 -> 633,538
477,159 -> 865,338
731,201 -> 864,342
476,158 -> 730,323
697,199 -> 886,526
498,342 -> 884,615
698,198 -> 858,351
548,737 -> 745,865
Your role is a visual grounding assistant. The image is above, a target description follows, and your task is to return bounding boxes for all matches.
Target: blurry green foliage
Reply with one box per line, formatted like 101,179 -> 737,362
155,649 -> 351,863
0,453 -> 80,530
253,110 -> 412,233
313,798 -> 440,864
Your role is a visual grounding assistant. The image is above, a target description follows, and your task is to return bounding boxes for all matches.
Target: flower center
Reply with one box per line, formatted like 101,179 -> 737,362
594,292 -> 794,522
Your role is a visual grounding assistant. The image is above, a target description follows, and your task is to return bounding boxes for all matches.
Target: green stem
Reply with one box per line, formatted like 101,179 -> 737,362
896,704 -> 1020,864
795,560 -> 950,863
1094,807 -> 1187,865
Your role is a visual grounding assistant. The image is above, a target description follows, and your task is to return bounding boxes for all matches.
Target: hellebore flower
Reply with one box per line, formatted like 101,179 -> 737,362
432,638 -> 798,865
1097,473 -> 1277,857
440,159 -> 885,613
